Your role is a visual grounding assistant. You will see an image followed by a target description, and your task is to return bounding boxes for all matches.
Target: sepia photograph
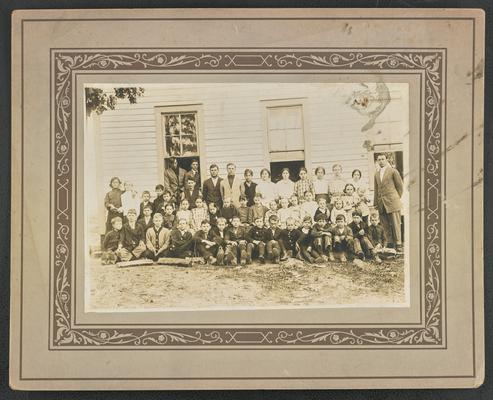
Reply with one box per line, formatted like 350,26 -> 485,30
84,82 -> 410,311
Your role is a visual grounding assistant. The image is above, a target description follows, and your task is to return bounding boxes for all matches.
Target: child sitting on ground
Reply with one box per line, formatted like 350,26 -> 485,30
329,214 -> 354,263
193,219 -> 218,264
246,216 -> 267,264
348,211 -> 378,262
296,216 -> 323,264
264,215 -> 285,264
311,213 -> 334,261
214,217 -> 236,266
169,218 -> 194,258
144,213 -> 171,261
122,209 -> 146,261
225,216 -> 253,266
280,217 -> 302,259
102,216 -> 126,264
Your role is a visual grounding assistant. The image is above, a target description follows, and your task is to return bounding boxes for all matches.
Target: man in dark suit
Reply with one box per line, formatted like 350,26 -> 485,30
202,164 -> 223,208
373,153 -> 404,252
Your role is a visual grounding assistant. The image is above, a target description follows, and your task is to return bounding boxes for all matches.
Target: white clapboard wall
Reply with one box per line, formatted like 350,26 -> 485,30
85,83 -> 408,243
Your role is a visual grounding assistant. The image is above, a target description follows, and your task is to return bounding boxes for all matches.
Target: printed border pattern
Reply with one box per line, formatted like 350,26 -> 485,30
53,51 -> 442,347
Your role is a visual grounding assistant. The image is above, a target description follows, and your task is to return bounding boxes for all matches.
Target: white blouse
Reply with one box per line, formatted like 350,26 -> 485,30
313,178 -> 330,195
256,180 -> 278,206
276,179 -> 295,199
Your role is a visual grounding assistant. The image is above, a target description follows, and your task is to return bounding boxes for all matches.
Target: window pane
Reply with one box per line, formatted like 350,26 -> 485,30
284,128 -> 304,150
269,130 -> 286,151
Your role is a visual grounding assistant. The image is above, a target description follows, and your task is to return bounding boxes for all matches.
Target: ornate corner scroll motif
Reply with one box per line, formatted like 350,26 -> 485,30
53,51 -> 443,347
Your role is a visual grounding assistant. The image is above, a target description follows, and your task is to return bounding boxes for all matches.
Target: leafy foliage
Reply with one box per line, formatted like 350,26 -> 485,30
85,87 -> 145,116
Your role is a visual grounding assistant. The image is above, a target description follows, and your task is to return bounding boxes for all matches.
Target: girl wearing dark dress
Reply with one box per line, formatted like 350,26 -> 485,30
104,176 -> 125,232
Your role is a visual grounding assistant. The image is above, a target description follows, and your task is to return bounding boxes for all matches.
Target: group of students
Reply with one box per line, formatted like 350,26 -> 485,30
101,161 -> 392,266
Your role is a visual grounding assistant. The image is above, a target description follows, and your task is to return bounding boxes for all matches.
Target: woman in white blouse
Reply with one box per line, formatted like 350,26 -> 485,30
328,163 -> 347,205
313,166 -> 330,203
276,168 -> 295,200
256,168 -> 278,206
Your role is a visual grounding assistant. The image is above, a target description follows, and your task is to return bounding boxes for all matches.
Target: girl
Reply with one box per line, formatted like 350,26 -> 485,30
342,183 -> 359,223
277,197 -> 292,229
256,168 -> 278,207
104,176 -> 125,232
208,202 -> 219,228
313,166 -> 330,203
330,197 -> 346,225
276,168 -> 295,200
293,167 -> 315,201
174,198 -> 193,230
264,200 -> 279,228
329,163 -> 347,205
289,194 -> 303,227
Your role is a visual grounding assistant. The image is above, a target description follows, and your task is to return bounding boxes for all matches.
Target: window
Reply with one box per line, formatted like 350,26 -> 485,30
267,105 -> 304,154
162,112 -> 199,157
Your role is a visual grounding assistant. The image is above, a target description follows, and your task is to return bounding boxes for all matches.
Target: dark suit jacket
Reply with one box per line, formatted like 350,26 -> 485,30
202,177 -> 223,207
264,227 -> 283,242
225,226 -> 248,242
374,166 -> 404,214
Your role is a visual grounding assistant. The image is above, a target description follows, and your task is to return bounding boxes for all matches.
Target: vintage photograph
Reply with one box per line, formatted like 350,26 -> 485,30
84,82 -> 409,311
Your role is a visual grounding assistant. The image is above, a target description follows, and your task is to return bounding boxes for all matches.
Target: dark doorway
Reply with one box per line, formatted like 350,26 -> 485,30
164,157 -> 201,176
270,160 -> 305,183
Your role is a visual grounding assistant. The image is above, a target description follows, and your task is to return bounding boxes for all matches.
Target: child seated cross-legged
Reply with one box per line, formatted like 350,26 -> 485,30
246,216 -> 267,264
225,216 -> 253,266
264,215 -> 286,263
122,209 -> 146,261
279,217 -> 302,259
214,217 -> 237,266
348,210 -> 377,262
144,213 -> 171,262
311,213 -> 335,262
247,193 -> 268,225
102,216 -> 126,265
296,216 -> 324,264
169,218 -> 194,258
329,214 -> 354,263
191,197 -> 209,232
193,219 -> 218,264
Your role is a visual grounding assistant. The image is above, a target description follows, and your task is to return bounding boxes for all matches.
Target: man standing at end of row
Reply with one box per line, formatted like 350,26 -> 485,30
373,153 -> 404,253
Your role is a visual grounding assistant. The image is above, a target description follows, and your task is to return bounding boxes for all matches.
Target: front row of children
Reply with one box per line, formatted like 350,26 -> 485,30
102,205 -> 390,266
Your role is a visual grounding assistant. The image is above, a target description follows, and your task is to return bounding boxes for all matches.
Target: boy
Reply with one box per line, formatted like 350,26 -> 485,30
102,216 -> 126,265
368,213 -> 387,263
264,215 -> 285,263
137,204 -> 154,232
169,218 -> 194,258
240,168 -> 257,207
263,200 -> 279,228
144,213 -> 171,261
314,197 -> 331,224
214,217 -> 236,266
296,216 -> 323,263
247,193 -> 268,225
182,176 -> 201,209
246,216 -> 267,263
348,210 -> 376,261
237,195 -> 250,226
225,216 -> 253,266
162,203 -> 176,229
300,190 -> 318,220
191,197 -> 209,231
138,190 -> 153,220
277,197 -> 292,229
280,217 -> 302,258
219,197 -> 238,225
207,202 -> 219,228
193,220 -> 218,264
311,213 -> 334,261
152,184 -> 165,215
329,214 -> 354,262
122,209 -> 146,260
